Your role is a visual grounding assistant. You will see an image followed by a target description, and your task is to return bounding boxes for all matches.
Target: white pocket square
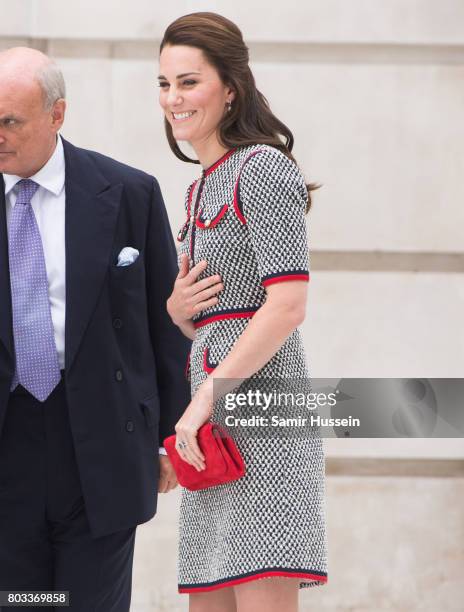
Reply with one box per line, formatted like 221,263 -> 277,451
117,247 -> 139,267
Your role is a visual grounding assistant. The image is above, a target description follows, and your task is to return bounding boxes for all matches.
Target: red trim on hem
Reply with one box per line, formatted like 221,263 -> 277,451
179,570 -> 328,593
262,273 -> 310,287
196,204 -> 229,229
204,148 -> 237,177
194,310 -> 258,329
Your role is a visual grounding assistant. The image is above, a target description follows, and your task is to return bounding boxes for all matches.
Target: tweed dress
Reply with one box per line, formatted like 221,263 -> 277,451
176,144 -> 328,593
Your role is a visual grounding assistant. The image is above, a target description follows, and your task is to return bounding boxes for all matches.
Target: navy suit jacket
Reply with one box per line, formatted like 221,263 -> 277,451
0,138 -> 191,537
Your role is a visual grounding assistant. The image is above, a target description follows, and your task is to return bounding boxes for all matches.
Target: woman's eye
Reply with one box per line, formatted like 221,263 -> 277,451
183,80 -> 197,86
158,82 -> 169,89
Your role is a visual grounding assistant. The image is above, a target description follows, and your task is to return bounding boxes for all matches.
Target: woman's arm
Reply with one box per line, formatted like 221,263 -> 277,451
174,280 -> 308,469
210,281 -> 307,381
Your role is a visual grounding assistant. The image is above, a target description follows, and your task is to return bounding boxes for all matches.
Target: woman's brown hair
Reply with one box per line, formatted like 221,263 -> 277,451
160,12 -> 319,211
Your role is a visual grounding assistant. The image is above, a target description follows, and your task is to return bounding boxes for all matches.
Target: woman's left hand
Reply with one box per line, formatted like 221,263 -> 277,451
175,380 -> 213,471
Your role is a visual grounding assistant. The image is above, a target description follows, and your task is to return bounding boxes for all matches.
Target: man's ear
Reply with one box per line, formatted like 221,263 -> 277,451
51,98 -> 66,131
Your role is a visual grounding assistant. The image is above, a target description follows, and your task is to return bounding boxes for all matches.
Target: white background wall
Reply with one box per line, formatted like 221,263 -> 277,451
2,4 -> 464,611
1,2 -> 463,459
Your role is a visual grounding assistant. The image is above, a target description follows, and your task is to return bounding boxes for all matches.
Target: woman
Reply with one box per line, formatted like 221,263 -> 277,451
158,12 -> 328,612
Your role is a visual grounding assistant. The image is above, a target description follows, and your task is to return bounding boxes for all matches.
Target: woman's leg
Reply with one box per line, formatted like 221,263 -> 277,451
234,577 -> 299,612
189,587 -> 237,612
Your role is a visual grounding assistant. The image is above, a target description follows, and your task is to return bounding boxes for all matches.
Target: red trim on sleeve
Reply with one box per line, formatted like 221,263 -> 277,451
262,273 -> 310,287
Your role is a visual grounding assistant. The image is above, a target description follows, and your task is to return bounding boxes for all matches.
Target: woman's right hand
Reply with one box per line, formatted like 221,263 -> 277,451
167,254 -> 224,327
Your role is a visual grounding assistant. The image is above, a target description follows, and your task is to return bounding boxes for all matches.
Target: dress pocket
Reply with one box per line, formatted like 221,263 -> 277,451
195,203 -> 228,229
203,347 -> 218,374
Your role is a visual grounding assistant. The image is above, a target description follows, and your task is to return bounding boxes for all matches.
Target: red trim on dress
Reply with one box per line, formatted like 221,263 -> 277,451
184,351 -> 191,381
204,148 -> 237,177
194,310 -> 258,329
176,223 -> 187,242
179,570 -> 328,593
196,204 -> 229,229
232,150 -> 265,225
262,273 -> 310,287
233,179 -> 246,225
178,181 -> 198,242
186,180 -> 197,218
202,348 -> 216,374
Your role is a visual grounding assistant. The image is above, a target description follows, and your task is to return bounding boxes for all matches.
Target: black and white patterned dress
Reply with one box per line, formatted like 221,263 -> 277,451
176,144 -> 328,593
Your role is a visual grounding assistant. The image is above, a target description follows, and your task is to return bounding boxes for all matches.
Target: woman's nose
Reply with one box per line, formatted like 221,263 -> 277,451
167,87 -> 182,107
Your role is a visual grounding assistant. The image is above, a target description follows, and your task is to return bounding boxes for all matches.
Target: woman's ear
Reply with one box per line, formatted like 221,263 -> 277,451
226,86 -> 236,103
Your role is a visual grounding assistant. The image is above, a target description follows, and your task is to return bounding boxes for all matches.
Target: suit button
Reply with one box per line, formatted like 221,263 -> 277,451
115,369 -> 123,382
126,420 -> 134,433
204,219 -> 211,227
113,318 -> 123,329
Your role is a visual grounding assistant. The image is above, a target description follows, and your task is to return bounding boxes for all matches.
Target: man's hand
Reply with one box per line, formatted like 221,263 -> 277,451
158,455 -> 178,493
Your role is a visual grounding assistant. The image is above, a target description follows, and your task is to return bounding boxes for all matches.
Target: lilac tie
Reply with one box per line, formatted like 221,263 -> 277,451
8,179 -> 61,401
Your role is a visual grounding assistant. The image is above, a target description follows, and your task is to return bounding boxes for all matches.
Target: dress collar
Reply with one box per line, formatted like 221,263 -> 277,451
203,147 -> 237,177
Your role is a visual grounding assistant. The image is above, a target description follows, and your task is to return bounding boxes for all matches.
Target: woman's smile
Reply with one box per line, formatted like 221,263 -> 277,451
171,110 -> 197,121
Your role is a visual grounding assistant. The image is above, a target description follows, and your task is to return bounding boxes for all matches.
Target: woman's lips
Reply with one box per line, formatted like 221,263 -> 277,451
171,111 -> 196,122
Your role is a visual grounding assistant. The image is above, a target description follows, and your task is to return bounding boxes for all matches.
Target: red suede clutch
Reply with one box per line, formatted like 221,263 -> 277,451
163,423 -> 246,491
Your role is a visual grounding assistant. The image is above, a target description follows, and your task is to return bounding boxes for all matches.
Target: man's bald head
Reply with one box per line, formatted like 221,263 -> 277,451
0,47 -> 66,177
0,47 -> 66,110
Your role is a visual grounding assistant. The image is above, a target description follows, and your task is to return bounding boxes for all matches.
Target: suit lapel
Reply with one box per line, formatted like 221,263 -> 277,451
63,140 -> 122,372
0,175 -> 13,363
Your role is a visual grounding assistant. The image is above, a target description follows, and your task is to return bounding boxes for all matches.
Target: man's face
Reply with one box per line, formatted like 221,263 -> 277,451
0,78 -> 64,177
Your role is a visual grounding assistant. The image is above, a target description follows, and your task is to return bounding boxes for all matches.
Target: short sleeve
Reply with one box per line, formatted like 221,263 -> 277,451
238,147 -> 310,287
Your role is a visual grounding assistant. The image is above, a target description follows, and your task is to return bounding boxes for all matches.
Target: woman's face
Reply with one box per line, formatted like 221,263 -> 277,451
158,44 -> 234,149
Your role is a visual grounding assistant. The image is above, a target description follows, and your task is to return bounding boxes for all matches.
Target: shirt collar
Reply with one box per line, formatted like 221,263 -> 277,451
3,135 -> 65,197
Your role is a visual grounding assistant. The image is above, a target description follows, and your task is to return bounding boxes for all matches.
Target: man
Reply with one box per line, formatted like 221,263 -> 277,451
0,47 -> 190,610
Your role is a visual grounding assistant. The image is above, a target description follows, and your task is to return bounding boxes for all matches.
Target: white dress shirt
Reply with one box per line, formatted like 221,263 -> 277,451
3,136 -> 168,456
4,136 -> 66,369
